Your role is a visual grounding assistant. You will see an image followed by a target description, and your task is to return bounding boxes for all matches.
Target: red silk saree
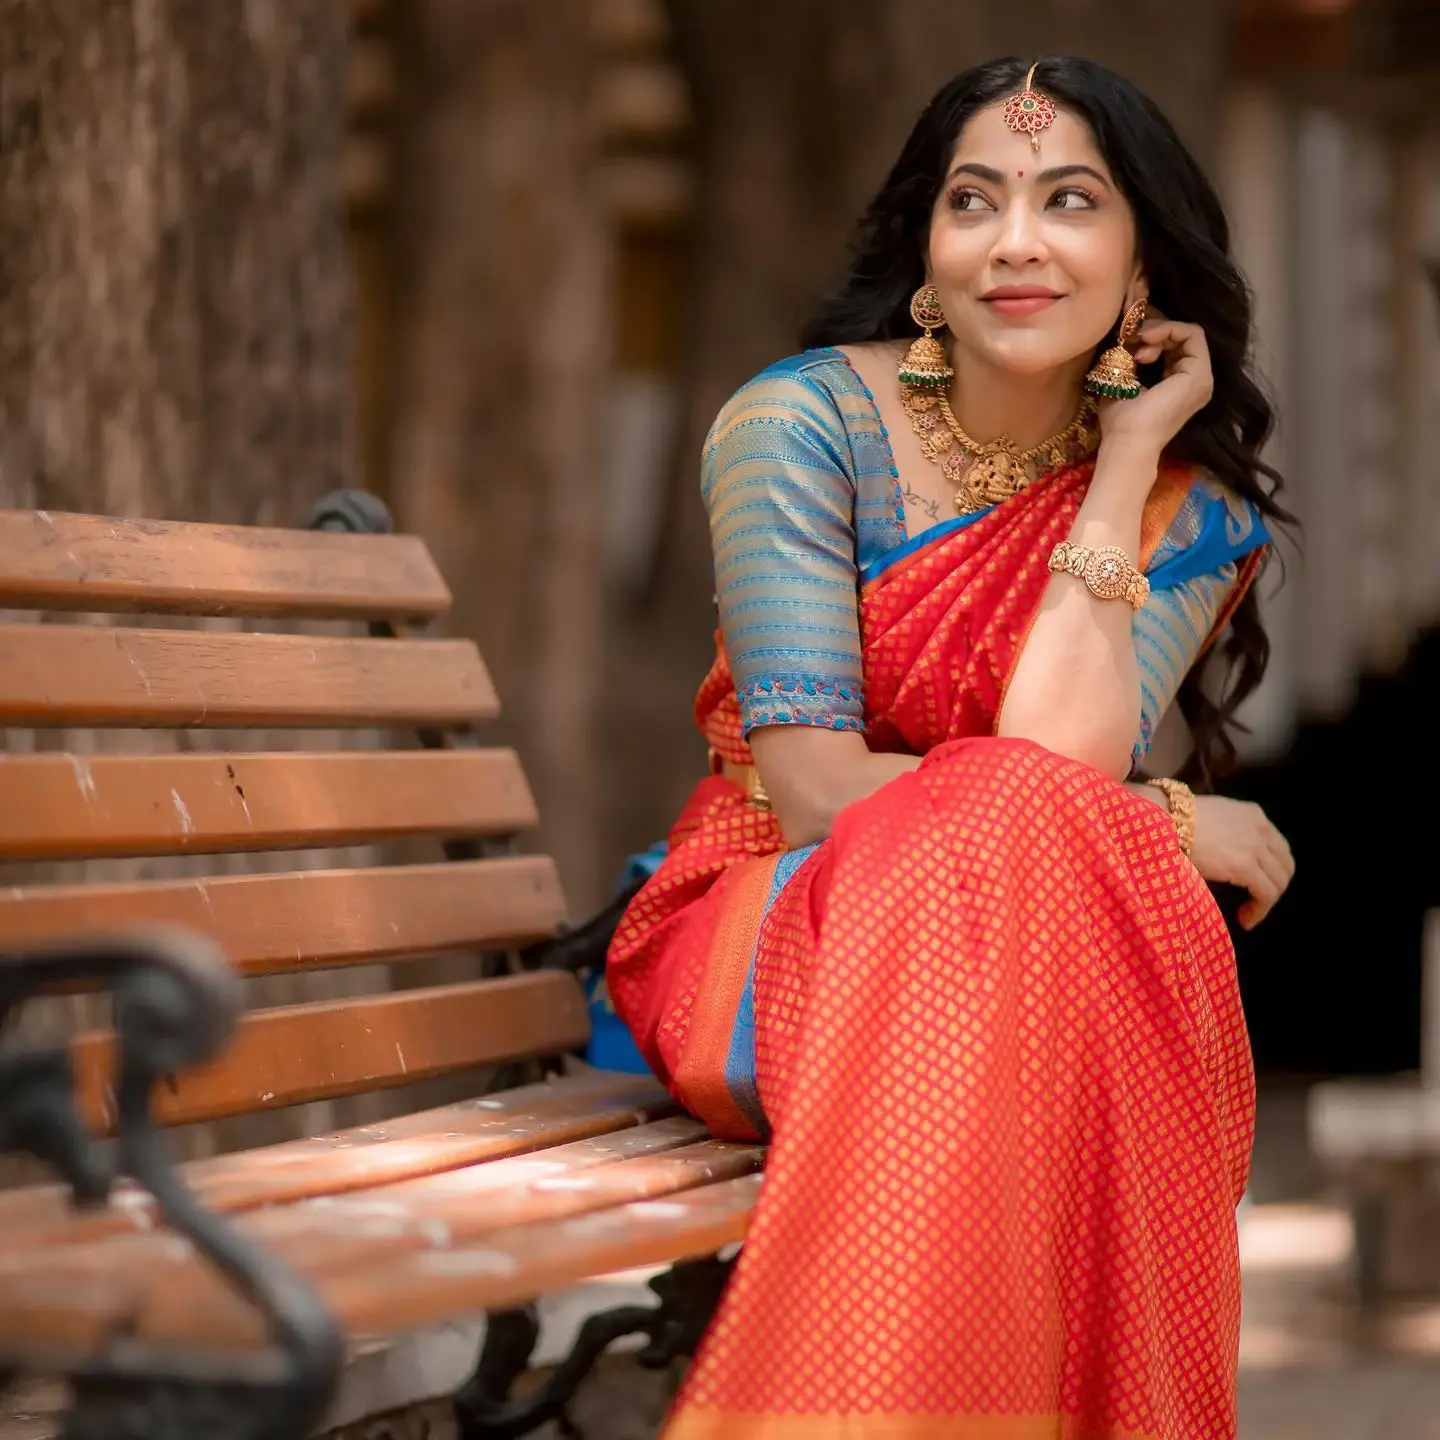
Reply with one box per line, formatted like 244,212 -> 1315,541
608,459 -> 1262,1439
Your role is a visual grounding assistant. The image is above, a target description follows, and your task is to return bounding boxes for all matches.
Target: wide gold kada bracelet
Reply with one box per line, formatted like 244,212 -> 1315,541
1145,777 -> 1196,856
1047,541 -> 1150,611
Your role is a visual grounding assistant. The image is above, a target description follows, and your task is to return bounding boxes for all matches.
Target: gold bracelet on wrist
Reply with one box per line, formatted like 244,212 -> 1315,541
1048,541 -> 1150,611
1145,776 -> 1196,856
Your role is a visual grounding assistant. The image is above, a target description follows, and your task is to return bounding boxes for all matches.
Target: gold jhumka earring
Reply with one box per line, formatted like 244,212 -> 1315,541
896,284 -> 954,389
1084,299 -> 1148,401
1003,62 -> 1057,152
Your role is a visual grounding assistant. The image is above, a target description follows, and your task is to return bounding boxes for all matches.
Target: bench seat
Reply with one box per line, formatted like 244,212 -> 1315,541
0,1072 -> 761,1353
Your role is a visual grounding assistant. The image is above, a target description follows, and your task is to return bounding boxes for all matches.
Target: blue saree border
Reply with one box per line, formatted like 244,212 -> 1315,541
720,843 -> 819,1138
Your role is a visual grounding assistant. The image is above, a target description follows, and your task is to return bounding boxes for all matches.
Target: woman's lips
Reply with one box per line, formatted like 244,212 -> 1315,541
982,293 -> 1061,318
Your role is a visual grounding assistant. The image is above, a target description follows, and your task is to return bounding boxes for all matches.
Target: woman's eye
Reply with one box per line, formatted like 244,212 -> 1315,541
948,188 -> 994,212
1050,187 -> 1098,211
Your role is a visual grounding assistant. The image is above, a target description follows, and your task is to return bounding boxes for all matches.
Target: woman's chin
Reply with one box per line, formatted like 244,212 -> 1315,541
977,339 -> 1091,381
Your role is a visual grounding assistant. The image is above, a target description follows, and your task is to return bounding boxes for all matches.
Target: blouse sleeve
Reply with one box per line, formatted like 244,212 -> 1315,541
1131,561 -> 1238,763
1130,473 -> 1270,764
702,367 -> 866,736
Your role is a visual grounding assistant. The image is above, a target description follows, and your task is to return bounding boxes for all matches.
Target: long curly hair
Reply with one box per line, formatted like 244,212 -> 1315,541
801,55 -> 1292,787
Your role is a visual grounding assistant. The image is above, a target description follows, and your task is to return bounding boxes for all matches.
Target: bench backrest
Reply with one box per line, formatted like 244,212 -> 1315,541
0,504 -> 584,1132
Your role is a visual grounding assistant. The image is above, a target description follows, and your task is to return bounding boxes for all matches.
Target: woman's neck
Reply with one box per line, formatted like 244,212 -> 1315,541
948,351 -> 1090,451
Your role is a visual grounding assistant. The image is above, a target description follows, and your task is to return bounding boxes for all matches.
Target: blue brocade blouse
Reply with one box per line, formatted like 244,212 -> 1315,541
702,349 -> 1270,765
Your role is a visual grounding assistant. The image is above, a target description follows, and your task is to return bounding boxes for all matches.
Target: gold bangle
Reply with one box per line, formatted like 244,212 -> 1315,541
748,768 -> 772,811
1048,541 -> 1150,611
1145,777 -> 1196,856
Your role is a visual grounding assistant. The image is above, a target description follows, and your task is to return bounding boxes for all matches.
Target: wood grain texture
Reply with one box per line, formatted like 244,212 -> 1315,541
0,1072 -> 675,1242
0,1128 -> 761,1346
72,971 -> 591,1131
0,509 -> 450,618
0,749 -> 537,860
0,858 -> 565,980
0,624 -> 497,727
0,1169 -> 762,1353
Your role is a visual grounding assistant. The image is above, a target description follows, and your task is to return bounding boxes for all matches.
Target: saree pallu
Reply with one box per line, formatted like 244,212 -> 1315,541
608,461 -> 1258,1440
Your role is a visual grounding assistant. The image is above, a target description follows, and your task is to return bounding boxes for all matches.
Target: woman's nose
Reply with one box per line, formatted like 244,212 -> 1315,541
990,200 -> 1049,268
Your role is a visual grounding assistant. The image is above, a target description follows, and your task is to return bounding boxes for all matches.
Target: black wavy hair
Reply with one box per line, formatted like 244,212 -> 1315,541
800,55 -> 1292,788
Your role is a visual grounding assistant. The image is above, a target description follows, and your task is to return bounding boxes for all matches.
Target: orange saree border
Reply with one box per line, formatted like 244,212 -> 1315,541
667,1408 -> 1160,1438
669,853 -> 782,1140
1137,460 -> 1196,562
1197,542 -> 1267,660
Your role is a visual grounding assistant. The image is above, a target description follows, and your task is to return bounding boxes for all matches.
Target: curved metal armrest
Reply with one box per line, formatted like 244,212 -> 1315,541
0,927 -> 343,1440
307,488 -> 393,535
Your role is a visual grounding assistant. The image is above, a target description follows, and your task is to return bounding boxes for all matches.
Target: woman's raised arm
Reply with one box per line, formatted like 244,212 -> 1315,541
997,318 -> 1215,778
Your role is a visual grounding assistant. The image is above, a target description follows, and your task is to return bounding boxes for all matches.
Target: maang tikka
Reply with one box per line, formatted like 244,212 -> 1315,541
1004,62 -> 1057,152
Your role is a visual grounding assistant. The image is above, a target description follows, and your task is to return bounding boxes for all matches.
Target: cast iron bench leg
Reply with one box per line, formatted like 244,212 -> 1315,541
454,1256 -> 735,1440
0,931 -> 344,1440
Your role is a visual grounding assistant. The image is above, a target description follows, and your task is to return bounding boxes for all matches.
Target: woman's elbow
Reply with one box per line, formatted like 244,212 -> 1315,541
995,710 -> 1134,782
771,795 -> 835,850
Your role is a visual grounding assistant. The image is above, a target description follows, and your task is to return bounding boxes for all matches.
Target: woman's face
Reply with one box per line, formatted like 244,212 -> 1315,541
926,103 -> 1143,378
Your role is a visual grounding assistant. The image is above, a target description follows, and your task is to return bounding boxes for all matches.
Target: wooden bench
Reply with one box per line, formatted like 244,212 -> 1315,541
0,496 -> 762,1440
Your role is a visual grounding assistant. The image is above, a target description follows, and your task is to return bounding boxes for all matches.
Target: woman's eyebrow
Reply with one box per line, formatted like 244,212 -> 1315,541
1038,163 -> 1111,187
947,162 -> 1006,184
945,161 -> 1112,187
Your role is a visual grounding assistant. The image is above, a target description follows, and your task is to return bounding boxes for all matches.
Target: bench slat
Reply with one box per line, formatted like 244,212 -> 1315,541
0,625 -> 497,727
0,1121 -> 731,1300
249,1122 -> 729,1271
334,1166 -> 762,1340
74,972 -> 591,1131
0,509 -> 450,619
0,1166 -> 763,1355
0,750 -> 537,861
0,858 -> 565,980
0,1073 -> 675,1244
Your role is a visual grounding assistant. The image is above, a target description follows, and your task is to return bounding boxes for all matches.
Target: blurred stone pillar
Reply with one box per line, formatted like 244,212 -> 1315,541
1394,127 -> 1440,633
386,0 -> 611,912
1218,84 -> 1299,761
1291,109 -> 1362,718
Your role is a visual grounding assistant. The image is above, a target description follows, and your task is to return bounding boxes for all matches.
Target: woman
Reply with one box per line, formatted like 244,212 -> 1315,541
609,55 -> 1295,1439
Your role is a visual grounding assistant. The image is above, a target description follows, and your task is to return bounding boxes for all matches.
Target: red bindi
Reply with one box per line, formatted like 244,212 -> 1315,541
1017,170 -> 1025,177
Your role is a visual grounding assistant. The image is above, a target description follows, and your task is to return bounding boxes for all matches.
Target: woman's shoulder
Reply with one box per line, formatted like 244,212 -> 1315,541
1146,461 -> 1271,586
705,348 -> 871,450
744,346 -> 862,398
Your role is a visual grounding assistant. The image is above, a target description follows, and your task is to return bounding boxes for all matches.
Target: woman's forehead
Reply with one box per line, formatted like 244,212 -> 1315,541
947,105 -> 1109,176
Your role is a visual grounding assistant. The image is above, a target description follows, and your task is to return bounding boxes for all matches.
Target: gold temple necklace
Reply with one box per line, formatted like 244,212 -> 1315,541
900,385 -> 1098,515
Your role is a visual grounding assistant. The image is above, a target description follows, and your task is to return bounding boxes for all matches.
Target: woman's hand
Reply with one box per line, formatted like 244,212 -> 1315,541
1096,317 -> 1214,459
1189,794 -> 1295,929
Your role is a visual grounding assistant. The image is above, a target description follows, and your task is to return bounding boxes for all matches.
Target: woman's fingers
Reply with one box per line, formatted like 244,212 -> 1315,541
1238,860 -> 1282,929
1139,322 -> 1207,365
1131,322 -> 1210,385
1188,795 -> 1295,931
1239,823 -> 1296,929
1270,830 -> 1296,887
